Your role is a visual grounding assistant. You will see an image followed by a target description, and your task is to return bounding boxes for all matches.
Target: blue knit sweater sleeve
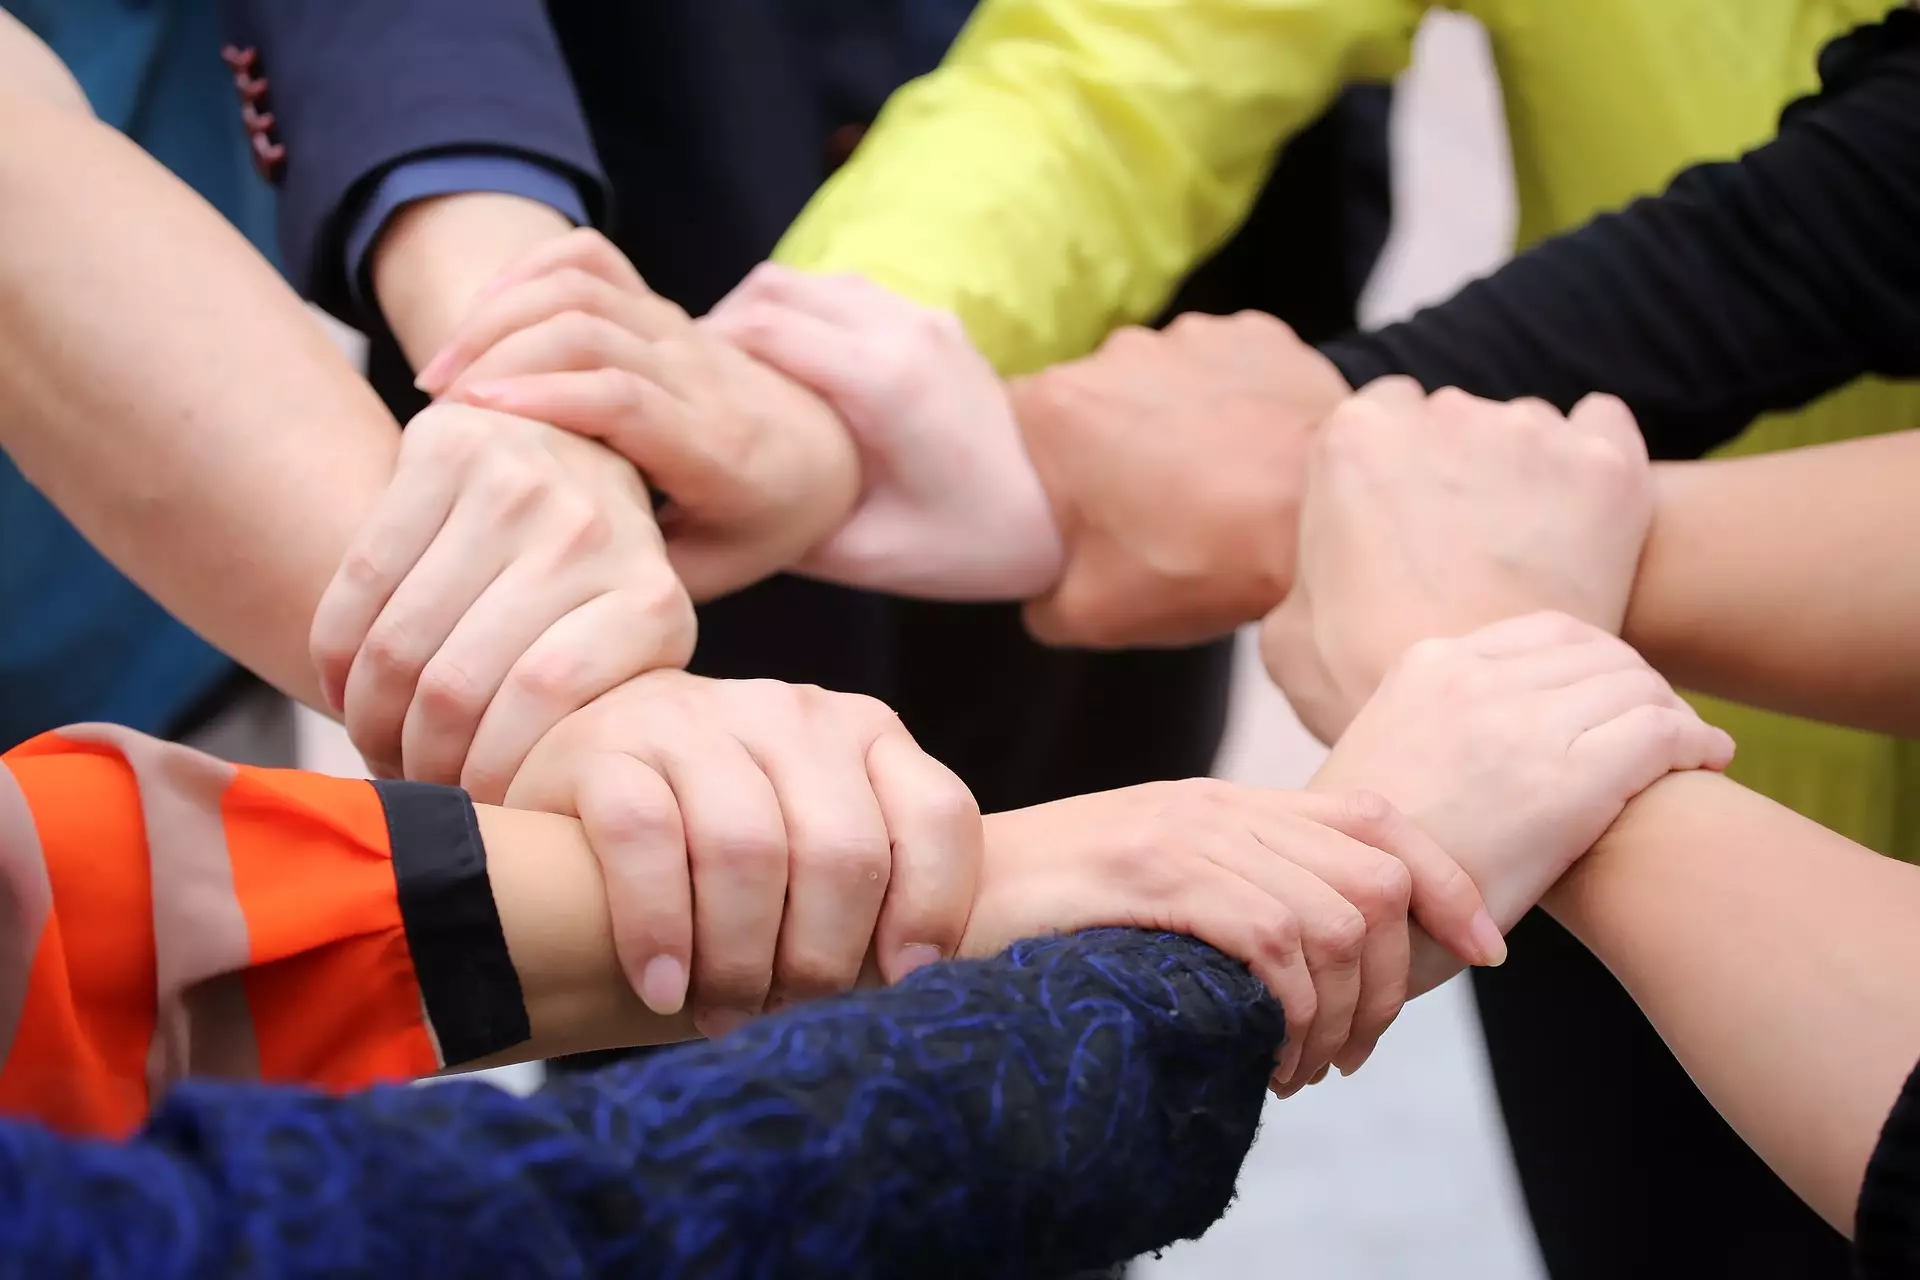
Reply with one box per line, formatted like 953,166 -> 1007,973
0,930 -> 1283,1279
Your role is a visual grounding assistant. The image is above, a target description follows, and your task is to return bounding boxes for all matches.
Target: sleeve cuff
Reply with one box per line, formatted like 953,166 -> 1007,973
372,779 -> 529,1067
1856,1055 -> 1920,1277
343,152 -> 594,309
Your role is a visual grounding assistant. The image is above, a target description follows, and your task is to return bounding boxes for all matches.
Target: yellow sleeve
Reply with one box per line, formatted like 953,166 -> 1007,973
774,0 -> 1424,375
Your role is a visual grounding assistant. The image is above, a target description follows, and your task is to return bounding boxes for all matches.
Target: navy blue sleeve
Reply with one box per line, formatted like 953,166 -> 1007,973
342,154 -> 593,307
220,0 -> 609,330
1319,12 -> 1920,462
0,930 -> 1281,1278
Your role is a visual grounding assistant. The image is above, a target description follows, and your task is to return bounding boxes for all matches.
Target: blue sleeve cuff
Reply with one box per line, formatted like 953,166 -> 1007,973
344,153 -> 593,307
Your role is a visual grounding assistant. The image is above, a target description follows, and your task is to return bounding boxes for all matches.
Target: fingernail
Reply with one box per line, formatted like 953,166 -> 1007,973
1308,1066 -> 1330,1086
414,349 -> 454,393
1471,910 -> 1509,967
319,673 -> 344,717
694,1008 -> 751,1040
637,955 -> 687,1016
460,380 -> 511,407
891,943 -> 943,982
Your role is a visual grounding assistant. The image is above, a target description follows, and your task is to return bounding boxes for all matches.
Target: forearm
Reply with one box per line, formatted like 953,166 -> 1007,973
1622,434 -> 1920,734
1544,771 -> 1920,1234
0,10 -> 92,115
371,191 -> 576,369
467,805 -> 694,1065
0,92 -> 398,710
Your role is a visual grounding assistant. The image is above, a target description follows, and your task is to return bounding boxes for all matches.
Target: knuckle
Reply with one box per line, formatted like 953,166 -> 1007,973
413,659 -> 488,723
473,455 -> 547,519
1336,787 -> 1401,840
550,496 -> 619,560
360,619 -> 425,679
1357,855 -> 1414,919
1315,905 -> 1369,965
508,644 -> 598,708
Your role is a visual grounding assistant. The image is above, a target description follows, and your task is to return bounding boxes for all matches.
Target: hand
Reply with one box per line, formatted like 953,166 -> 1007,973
705,264 -> 1064,600
1009,311 -> 1350,648
311,402 -> 695,802
961,778 -> 1504,1091
417,230 -> 861,600
1313,613 -> 1735,991
505,671 -> 982,1037
1263,379 -> 1654,742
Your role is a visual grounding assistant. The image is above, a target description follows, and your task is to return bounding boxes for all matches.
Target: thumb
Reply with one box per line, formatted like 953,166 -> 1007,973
1569,703 -> 1736,807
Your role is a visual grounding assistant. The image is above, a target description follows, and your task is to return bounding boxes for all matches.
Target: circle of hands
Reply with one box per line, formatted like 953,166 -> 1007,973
317,228 -> 1733,1091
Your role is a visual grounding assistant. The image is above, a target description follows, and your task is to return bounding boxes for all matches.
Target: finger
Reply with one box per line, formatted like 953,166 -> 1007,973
1209,830 -> 1365,1091
1165,866 -> 1315,1084
704,259 -> 794,323
338,500 -> 511,776
1249,813 -> 1411,1080
1242,793 -> 1414,1074
1352,374 -> 1426,410
1546,667 -> 1698,738
1570,392 -> 1649,465
451,584 -> 693,805
660,735 -> 790,1036
1460,610 -> 1604,657
752,721 -> 893,1006
424,269 -> 692,397
1266,789 -> 1500,975
1568,704 -> 1738,803
388,556 -> 598,793
865,725 -> 983,983
443,310 -> 670,402
709,266 -> 896,333
310,454 -> 463,717
573,752 -> 694,1015
454,369 -> 714,499
710,301 -> 868,406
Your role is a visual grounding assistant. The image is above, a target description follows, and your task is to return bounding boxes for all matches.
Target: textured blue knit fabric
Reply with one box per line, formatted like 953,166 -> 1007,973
0,930 -> 1283,1278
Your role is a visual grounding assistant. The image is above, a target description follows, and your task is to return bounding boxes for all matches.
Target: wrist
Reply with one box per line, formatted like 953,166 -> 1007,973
371,192 -> 574,368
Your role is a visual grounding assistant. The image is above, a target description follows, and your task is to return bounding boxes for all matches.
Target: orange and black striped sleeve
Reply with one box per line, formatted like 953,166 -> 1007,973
0,724 -> 528,1138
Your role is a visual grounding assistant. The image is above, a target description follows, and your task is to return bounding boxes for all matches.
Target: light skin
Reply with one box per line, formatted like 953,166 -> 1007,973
0,78 -> 950,1029
1268,379 -> 1920,1235
0,69 -> 1499,1053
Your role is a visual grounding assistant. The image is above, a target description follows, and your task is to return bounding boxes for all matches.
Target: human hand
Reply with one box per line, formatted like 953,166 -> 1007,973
1313,613 -> 1735,993
962,779 -> 1503,1091
505,671 -> 981,1037
1263,379 -> 1654,742
311,402 -> 695,802
416,230 -> 860,600
1008,311 -> 1350,648
704,264 -> 1064,600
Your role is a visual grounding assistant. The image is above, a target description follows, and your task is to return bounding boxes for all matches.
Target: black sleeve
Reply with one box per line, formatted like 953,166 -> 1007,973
1320,12 -> 1920,462
1857,1056 -> 1920,1278
219,0 -> 610,329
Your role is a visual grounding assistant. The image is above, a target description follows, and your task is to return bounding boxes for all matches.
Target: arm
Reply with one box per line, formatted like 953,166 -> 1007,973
0,85 -> 398,710
0,930 -> 1278,1278
773,0 -> 1419,374
1318,11 -> 1920,461
0,727 -> 691,1138
0,9 -> 90,114
1545,770 -> 1920,1236
1622,433 -> 1920,735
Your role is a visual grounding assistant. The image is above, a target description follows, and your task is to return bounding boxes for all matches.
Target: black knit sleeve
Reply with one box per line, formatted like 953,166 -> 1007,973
1857,1056 -> 1920,1277
1320,12 -> 1920,462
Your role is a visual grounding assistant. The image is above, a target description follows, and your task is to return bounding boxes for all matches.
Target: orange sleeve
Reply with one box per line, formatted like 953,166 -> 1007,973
0,727 -> 463,1136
